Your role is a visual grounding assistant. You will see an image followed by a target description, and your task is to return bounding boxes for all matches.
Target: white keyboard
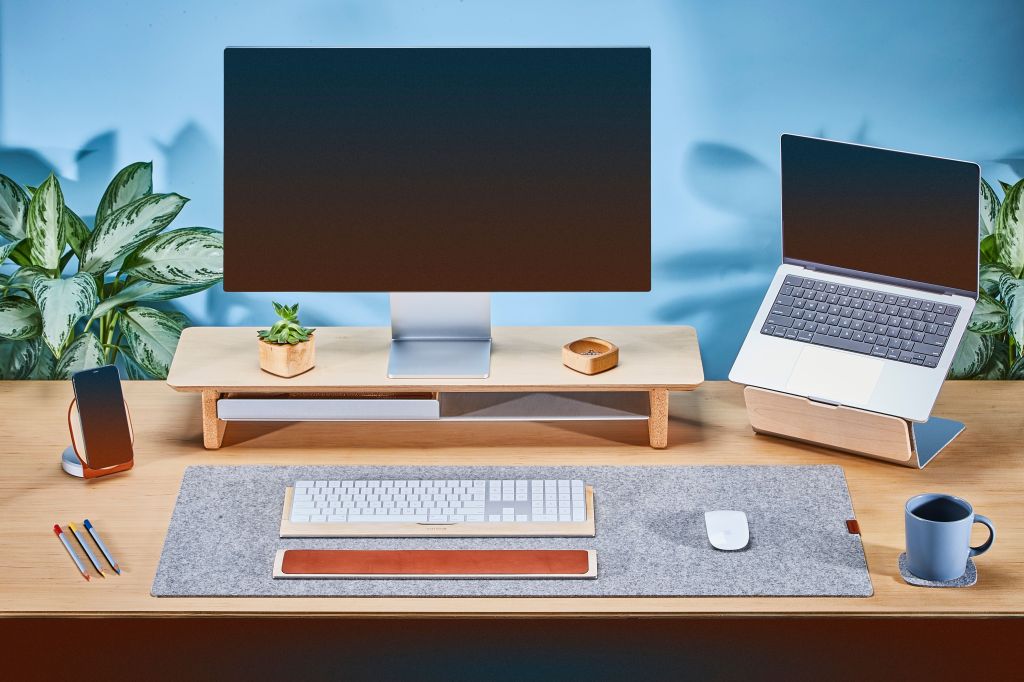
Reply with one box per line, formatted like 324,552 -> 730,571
281,478 -> 595,537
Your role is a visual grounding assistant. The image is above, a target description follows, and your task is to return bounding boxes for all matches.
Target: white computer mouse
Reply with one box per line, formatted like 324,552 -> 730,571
704,510 -> 749,551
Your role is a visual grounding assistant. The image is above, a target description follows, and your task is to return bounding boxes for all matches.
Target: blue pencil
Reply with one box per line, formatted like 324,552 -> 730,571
83,520 -> 121,575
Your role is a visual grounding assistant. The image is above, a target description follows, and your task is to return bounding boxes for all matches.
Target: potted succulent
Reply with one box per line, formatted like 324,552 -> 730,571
257,302 -> 316,377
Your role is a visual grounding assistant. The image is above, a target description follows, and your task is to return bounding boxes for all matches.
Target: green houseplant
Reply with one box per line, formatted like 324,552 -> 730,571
0,163 -> 223,379
257,302 -> 316,377
949,177 -> 1024,379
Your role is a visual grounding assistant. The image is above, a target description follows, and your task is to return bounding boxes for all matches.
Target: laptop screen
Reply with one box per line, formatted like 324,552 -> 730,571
781,135 -> 979,296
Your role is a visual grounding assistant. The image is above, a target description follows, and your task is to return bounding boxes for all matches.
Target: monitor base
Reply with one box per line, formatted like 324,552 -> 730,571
388,293 -> 492,378
387,339 -> 492,379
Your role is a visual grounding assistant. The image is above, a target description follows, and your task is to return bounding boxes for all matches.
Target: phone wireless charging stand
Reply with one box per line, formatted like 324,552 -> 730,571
60,399 -> 135,479
61,445 -> 86,478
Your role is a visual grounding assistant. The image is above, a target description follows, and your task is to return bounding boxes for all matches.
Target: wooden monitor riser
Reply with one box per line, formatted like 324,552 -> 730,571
167,326 -> 704,449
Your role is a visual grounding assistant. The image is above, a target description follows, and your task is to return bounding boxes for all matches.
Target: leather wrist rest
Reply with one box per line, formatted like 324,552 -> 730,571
281,549 -> 592,575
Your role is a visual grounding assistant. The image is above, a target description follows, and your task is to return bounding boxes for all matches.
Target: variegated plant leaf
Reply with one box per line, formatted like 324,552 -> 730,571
28,344 -> 57,379
976,341 -> 1009,379
0,238 -> 23,264
0,174 -> 29,241
121,352 -> 150,380
967,291 -> 1008,335
0,337 -> 40,379
1000,276 -> 1024,346
980,233 -> 999,264
948,330 -> 995,379
62,204 -> 91,259
54,333 -> 106,379
979,262 -> 1011,298
80,193 -> 187,275
91,280 -> 209,320
31,273 -> 99,357
121,227 -> 223,285
979,177 -> 1000,238
96,161 -> 152,227
0,296 -> 42,340
996,179 -> 1024,276
26,173 -> 65,271
119,306 -> 183,379
164,310 -> 192,329
1008,355 -> 1024,380
4,265 -> 47,293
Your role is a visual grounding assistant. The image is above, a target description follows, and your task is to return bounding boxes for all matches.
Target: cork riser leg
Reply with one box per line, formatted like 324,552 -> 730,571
648,388 -> 669,449
201,390 -> 226,449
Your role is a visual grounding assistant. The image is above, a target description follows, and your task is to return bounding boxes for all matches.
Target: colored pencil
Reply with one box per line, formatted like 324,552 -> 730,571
54,525 -> 90,581
69,523 -> 105,577
83,519 -> 121,574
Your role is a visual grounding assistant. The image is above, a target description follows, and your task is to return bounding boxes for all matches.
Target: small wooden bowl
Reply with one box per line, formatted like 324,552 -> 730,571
562,337 -> 619,375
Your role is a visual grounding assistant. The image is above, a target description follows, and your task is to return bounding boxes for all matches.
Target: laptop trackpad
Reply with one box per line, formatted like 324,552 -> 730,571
785,346 -> 884,406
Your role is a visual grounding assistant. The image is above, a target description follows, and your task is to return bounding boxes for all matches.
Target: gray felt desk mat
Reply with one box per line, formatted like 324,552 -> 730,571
152,465 -> 872,598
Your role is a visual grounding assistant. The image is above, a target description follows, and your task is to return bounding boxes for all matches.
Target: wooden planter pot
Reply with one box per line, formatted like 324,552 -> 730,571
258,335 -> 316,378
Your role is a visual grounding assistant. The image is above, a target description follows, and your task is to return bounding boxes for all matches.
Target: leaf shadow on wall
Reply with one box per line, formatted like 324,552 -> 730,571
657,142 -> 781,380
0,131 -> 117,228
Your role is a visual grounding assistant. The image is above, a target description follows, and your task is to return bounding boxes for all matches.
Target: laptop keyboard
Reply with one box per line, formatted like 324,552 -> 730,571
760,275 -> 960,368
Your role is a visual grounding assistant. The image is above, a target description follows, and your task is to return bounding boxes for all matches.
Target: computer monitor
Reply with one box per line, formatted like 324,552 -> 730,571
224,47 -> 651,377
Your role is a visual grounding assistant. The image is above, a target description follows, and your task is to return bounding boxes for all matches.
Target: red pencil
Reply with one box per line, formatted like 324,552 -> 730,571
54,525 -> 90,581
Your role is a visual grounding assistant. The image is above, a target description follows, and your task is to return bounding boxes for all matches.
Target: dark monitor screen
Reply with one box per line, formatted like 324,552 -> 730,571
224,47 -> 651,292
781,135 -> 979,295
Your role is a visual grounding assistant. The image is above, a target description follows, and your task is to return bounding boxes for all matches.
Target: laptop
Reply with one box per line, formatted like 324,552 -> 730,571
730,135 -> 979,422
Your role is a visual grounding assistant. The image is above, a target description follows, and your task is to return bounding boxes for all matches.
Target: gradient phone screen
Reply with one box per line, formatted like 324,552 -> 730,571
782,135 -> 979,294
71,366 -> 133,469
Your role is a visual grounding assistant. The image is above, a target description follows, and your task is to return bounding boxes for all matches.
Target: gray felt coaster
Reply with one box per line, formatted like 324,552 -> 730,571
152,465 -> 873,598
898,553 -> 977,588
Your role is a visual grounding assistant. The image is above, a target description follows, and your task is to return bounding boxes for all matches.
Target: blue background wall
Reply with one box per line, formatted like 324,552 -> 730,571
2,0 -> 1022,378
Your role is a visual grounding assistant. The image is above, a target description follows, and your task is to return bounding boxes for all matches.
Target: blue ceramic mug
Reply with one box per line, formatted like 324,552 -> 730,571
905,493 -> 995,582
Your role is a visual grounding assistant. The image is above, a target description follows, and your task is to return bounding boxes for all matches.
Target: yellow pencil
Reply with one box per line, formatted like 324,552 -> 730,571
69,523 -> 105,577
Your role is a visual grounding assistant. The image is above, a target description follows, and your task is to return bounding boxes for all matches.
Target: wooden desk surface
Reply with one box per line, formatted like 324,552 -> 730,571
167,326 -> 704,392
1,380 -> 1020,618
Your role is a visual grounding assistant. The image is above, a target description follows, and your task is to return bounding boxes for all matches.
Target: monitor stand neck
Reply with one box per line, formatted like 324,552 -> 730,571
387,293 -> 492,378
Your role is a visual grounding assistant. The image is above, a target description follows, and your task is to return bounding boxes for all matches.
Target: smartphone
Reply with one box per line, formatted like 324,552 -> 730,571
71,365 -> 134,470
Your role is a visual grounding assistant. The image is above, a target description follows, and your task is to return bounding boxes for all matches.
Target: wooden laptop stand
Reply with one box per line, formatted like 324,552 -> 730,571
743,386 -> 964,468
